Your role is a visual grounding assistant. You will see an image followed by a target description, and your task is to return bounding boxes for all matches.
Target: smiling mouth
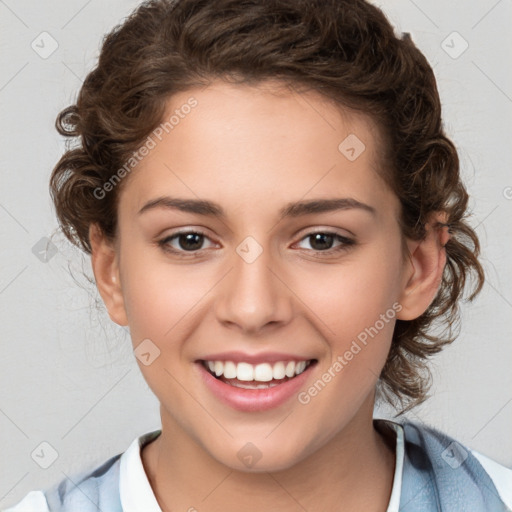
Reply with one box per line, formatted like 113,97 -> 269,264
200,359 -> 317,389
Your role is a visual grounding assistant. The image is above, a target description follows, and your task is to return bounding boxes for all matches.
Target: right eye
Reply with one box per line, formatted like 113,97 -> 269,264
157,229 -> 216,257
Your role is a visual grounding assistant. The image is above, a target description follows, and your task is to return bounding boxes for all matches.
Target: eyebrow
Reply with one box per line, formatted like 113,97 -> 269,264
137,196 -> 376,220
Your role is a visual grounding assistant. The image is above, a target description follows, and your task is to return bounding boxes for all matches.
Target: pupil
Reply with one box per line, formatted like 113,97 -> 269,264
180,233 -> 203,251
310,233 -> 333,250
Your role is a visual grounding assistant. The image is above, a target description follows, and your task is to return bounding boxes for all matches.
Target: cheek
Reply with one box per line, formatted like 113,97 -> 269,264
293,245 -> 402,407
119,246 -> 207,341
296,249 -> 402,342
294,258 -> 401,436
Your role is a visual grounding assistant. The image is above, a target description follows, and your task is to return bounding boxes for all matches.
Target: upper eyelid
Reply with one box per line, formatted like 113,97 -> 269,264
294,227 -> 355,239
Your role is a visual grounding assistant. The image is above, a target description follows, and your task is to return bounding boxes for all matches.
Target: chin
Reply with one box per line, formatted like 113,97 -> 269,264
206,436 -> 312,474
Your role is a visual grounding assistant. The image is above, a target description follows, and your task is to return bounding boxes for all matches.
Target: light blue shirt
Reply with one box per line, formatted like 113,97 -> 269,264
5,419 -> 512,511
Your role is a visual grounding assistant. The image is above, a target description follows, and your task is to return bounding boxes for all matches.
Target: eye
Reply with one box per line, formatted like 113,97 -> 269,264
294,231 -> 355,255
158,230 -> 215,256
157,229 -> 355,258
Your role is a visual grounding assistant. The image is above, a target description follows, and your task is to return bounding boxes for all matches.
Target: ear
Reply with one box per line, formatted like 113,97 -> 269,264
89,224 -> 128,326
397,213 -> 451,321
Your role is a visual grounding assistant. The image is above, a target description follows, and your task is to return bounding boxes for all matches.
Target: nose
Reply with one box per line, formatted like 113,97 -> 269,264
214,239 -> 294,334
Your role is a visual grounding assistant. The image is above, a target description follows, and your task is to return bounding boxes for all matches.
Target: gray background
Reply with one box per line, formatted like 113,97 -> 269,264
1,0 -> 511,508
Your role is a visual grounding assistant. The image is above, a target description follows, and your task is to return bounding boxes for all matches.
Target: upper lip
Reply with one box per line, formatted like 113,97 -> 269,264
197,351 -> 316,365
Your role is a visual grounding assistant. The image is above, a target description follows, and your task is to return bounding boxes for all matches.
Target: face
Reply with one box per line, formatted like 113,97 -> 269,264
97,80 -> 418,471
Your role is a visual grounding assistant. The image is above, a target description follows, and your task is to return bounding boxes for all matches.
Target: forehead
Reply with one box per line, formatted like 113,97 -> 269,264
121,80 -> 398,221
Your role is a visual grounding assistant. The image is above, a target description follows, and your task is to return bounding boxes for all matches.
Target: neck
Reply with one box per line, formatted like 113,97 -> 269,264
142,396 -> 396,512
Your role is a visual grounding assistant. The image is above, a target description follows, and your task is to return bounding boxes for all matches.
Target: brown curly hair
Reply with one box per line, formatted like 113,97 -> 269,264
50,0 -> 484,414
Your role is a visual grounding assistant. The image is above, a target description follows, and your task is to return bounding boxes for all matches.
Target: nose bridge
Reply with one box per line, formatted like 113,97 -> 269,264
215,235 -> 292,331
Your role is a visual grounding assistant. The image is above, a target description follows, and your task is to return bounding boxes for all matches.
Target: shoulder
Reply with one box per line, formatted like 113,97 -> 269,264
471,449 -> 512,507
3,490 -> 50,512
4,453 -> 123,512
4,429 -> 161,512
397,418 -> 512,511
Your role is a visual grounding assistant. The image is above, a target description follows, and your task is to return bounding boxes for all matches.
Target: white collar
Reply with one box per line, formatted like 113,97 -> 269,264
119,420 -> 405,512
380,419 -> 405,512
119,429 -> 163,512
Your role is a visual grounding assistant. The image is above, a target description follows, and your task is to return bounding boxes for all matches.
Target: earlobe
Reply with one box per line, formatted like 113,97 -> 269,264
397,218 -> 450,321
89,224 -> 129,326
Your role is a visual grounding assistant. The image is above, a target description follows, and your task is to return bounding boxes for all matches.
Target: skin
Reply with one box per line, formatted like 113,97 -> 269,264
90,80 -> 448,511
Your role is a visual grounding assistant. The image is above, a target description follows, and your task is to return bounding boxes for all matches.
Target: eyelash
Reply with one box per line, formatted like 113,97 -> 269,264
157,229 -> 356,259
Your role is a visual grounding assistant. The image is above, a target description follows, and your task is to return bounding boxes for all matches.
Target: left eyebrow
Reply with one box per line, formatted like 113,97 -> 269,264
137,196 -> 376,219
277,198 -> 376,219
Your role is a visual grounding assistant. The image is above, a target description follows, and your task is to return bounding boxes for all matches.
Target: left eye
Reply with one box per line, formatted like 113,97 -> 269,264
295,231 -> 354,252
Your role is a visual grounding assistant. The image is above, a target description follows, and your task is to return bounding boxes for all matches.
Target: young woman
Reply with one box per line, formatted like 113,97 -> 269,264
7,0 -> 512,510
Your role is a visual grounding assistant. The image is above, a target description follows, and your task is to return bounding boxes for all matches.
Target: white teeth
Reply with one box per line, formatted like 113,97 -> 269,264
273,361 -> 286,379
237,362 -> 254,381
285,361 -> 296,378
254,363 -> 273,382
203,359 -> 312,381
214,361 -> 223,377
295,361 -> 306,375
223,361 -> 237,379
230,381 -> 281,389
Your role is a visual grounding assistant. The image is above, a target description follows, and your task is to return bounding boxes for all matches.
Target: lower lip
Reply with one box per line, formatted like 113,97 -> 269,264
196,361 -> 316,412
